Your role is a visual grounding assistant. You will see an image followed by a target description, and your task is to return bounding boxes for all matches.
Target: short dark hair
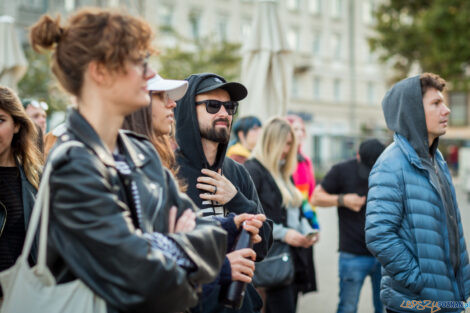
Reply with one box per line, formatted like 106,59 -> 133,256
233,116 -> 262,142
420,72 -> 446,96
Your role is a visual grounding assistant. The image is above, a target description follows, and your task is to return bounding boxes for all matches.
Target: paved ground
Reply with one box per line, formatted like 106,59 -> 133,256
297,183 -> 470,313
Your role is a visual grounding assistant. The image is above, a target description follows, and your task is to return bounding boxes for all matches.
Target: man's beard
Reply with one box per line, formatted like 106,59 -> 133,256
200,118 -> 231,144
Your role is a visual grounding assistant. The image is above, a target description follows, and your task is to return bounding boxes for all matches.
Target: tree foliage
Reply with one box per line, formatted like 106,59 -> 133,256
156,30 -> 242,82
16,29 -> 242,114
17,47 -> 69,113
370,0 -> 470,89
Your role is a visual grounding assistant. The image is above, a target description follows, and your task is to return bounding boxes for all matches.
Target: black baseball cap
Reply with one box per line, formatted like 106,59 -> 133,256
196,75 -> 248,101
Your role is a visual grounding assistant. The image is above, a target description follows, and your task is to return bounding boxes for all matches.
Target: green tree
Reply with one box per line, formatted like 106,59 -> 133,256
17,47 -> 69,113
17,29 -> 242,114
156,30 -> 242,81
370,0 -> 470,89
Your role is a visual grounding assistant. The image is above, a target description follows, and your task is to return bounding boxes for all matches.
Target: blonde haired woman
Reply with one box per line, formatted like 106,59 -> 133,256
245,117 -> 317,313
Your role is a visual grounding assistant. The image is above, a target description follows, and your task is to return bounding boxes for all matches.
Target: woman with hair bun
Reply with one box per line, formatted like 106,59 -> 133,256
29,8 -> 226,313
0,86 -> 42,292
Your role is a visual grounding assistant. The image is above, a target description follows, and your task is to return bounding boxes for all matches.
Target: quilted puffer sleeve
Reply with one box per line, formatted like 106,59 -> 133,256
365,157 -> 425,295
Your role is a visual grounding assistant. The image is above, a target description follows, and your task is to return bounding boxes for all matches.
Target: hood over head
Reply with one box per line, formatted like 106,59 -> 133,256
357,138 -> 386,179
382,75 -> 436,160
174,73 -> 247,170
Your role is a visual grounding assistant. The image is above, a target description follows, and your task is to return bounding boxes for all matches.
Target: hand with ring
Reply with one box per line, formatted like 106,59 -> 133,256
197,168 -> 237,205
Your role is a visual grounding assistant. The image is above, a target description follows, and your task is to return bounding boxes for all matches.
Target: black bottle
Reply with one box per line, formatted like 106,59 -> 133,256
220,228 -> 253,309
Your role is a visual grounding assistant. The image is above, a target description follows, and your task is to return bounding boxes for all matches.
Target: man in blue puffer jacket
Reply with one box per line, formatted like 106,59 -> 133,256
366,73 -> 470,313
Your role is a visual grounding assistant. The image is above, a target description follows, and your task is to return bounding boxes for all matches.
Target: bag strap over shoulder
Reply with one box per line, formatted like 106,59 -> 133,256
20,140 -> 84,274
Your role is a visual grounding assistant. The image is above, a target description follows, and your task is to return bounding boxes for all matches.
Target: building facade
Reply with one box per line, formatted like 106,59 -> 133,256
2,0 -> 394,174
146,0 -> 392,173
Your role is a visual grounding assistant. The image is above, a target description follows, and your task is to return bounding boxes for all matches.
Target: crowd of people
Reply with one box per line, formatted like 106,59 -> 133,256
0,7 -> 469,313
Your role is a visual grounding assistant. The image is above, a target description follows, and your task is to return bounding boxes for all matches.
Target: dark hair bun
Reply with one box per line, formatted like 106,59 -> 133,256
30,15 -> 64,51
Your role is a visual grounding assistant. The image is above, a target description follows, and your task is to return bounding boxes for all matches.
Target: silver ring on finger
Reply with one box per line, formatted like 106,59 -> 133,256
213,185 -> 217,194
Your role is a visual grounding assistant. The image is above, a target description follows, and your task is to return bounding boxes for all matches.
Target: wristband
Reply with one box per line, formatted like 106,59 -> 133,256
337,194 -> 345,207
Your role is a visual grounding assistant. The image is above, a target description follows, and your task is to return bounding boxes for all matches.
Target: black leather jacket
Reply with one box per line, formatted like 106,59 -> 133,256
46,109 -> 227,313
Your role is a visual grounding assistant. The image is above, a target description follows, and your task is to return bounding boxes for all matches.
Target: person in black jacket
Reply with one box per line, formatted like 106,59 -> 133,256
174,73 -> 273,313
29,9 -> 227,313
245,117 -> 317,313
0,86 -> 42,294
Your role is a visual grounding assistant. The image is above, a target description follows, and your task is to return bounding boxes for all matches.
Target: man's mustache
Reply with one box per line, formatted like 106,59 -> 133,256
212,118 -> 230,126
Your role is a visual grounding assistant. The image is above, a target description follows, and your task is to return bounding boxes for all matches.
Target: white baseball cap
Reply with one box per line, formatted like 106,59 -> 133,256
147,74 -> 188,101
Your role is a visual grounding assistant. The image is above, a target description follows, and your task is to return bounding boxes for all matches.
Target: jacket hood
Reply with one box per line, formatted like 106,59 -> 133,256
382,75 -> 437,160
174,73 -> 229,170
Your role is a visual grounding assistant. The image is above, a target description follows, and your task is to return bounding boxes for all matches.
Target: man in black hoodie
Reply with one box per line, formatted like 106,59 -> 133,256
365,73 -> 470,313
175,73 -> 273,313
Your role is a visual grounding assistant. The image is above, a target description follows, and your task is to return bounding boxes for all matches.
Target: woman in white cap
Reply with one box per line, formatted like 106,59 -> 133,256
123,74 -> 188,189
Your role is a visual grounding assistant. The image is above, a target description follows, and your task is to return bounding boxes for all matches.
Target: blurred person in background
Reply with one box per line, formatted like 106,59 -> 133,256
285,115 -> 316,201
285,115 -> 320,230
312,138 -> 385,313
227,116 -> 262,164
21,98 -> 48,135
29,8 -> 227,313
285,114 -> 319,295
43,123 -> 65,159
447,144 -> 459,175
43,96 -> 77,159
0,86 -> 42,296
245,117 -> 317,313
366,73 -> 470,313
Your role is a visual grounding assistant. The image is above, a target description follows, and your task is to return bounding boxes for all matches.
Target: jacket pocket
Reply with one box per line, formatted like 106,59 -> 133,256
391,278 -> 421,300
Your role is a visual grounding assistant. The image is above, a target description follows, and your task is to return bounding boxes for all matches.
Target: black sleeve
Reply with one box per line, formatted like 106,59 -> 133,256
162,168 -> 228,286
224,161 -> 273,261
48,147 -> 214,313
244,160 -> 282,224
320,164 -> 342,195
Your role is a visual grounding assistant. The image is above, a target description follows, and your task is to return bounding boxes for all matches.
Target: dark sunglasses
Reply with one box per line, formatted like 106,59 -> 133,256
195,100 -> 238,115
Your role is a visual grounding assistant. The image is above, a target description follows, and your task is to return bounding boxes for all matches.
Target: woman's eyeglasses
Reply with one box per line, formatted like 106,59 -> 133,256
195,100 -> 238,115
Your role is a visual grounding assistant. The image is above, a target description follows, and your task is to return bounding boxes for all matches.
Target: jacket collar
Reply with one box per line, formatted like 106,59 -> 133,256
395,133 -> 422,168
66,108 -> 148,169
117,130 -> 149,169
394,133 -> 445,170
